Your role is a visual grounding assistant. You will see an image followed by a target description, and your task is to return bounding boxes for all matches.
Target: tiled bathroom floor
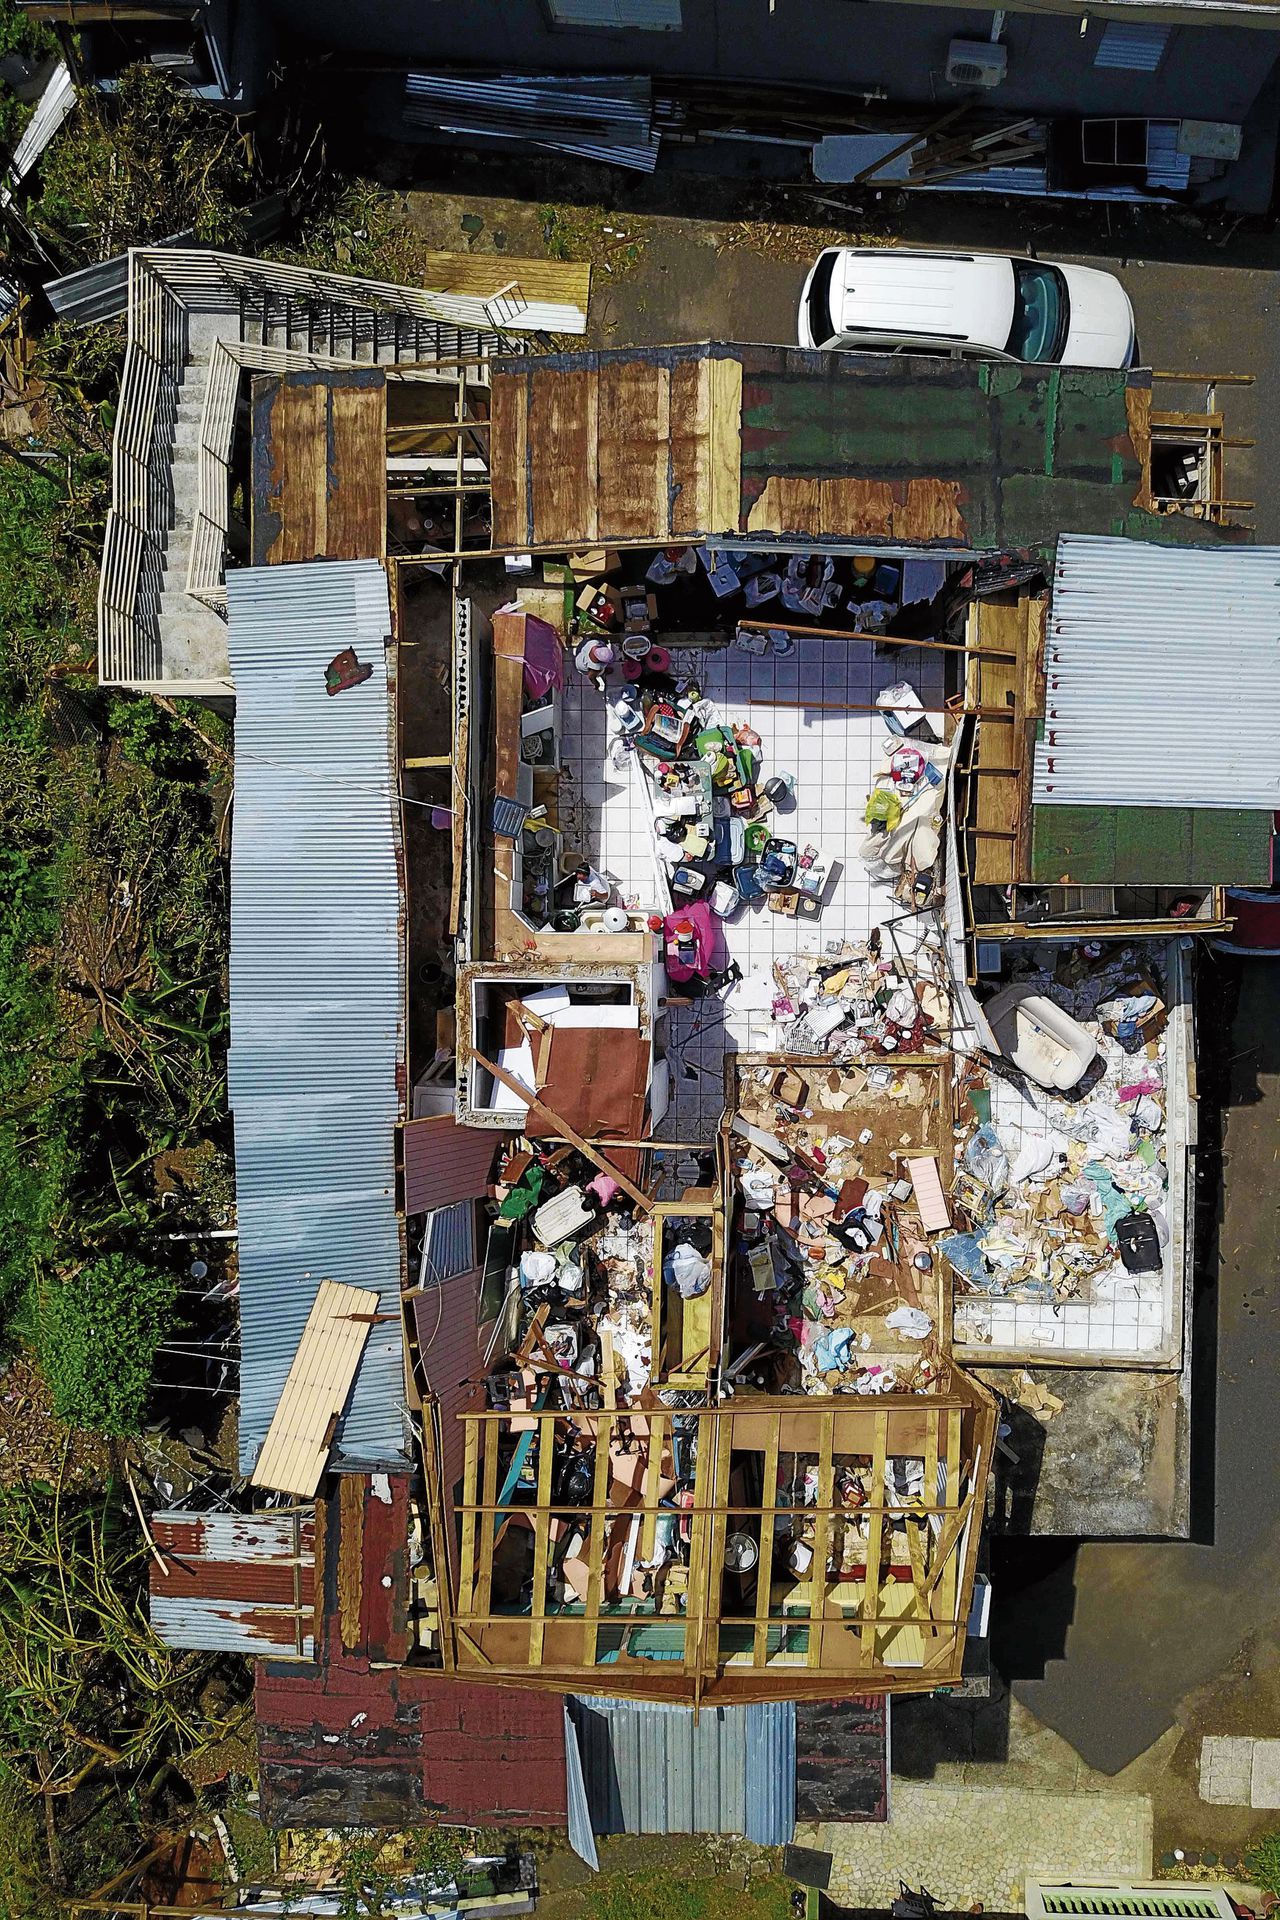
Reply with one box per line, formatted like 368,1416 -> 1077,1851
560,638 -> 947,1147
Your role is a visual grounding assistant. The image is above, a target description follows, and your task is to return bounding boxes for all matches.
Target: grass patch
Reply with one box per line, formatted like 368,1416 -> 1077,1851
580,1870 -> 794,1920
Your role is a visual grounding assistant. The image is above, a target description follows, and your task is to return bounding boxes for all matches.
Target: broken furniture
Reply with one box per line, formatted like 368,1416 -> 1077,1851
983,982 -> 1099,1092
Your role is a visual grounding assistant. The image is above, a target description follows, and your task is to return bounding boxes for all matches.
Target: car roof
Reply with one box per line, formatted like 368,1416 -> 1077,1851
830,249 -> 1017,349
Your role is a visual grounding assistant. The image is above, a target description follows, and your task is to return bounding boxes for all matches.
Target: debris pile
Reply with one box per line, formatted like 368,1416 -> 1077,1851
947,947 -> 1171,1313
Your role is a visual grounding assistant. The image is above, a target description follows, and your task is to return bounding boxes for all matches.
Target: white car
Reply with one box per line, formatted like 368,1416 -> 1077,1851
798,246 -> 1137,369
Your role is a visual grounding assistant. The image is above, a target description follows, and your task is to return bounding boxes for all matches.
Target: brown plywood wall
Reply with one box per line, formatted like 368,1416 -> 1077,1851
252,370 -> 387,566
488,348 -> 742,551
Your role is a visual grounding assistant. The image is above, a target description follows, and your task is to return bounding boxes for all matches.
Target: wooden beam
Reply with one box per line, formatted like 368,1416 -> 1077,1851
475,1414 -> 500,1624
581,1413 -> 614,1669
528,1419 -> 557,1666
859,1409 -> 891,1657
808,1410 -> 836,1670
753,1418 -> 782,1667
458,1417 -> 480,1619
736,617 -> 1017,661
640,1410 -> 667,1562
468,1049 -> 653,1210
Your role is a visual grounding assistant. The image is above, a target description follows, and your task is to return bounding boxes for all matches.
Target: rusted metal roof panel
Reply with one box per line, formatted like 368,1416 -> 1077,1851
150,1509 -> 316,1658
225,561 -> 409,1478
255,1468 -> 568,1828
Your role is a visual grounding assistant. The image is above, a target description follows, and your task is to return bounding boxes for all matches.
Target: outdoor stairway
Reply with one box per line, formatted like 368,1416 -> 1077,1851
155,333 -> 237,686
239,288 -> 494,367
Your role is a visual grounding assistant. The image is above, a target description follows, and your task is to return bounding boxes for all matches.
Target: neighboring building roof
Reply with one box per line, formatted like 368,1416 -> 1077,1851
489,343 -> 1239,557
150,1509 -> 316,1659
250,368 -> 387,567
564,1696 -> 795,1857
794,1697 -> 890,1824
225,560 -> 409,1477
1035,535 -> 1280,811
257,1471 -> 567,1827
1029,533 -> 1280,884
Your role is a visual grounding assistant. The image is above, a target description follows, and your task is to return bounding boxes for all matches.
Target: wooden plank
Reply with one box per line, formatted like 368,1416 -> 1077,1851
753,1417 -> 782,1666
597,357 -> 670,540
743,473 -> 965,543
528,366 -> 598,548
251,1280 -> 378,1497
337,1472 -> 365,1652
640,1411 -> 667,1561
669,354 -> 709,537
457,1416 -> 480,1616
699,1411 -> 735,1683
528,1419 -> 557,1665
418,252 -> 591,318
744,475 -> 823,539
328,377 -> 386,560
475,1412 -> 500,1622
582,1413 -> 614,1669
858,1409 -> 891,1656
706,352 -> 742,535
808,1409 -> 836,1670
488,371 -> 528,551
922,1486 -> 976,1605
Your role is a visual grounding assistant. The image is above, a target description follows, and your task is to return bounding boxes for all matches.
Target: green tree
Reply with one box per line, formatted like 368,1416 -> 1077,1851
37,1254 -> 178,1434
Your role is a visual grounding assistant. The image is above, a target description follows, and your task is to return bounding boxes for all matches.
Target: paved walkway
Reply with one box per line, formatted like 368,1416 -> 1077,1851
800,1783 -> 1152,1911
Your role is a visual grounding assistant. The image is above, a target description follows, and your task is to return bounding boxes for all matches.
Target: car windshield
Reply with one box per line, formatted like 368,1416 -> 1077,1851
805,251 -> 839,347
1005,262 -> 1069,362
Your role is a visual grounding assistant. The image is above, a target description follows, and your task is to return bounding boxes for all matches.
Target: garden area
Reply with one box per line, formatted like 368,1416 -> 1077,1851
0,3 -> 471,1907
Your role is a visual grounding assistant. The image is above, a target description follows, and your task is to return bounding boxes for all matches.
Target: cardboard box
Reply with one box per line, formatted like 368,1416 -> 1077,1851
576,582 -> 622,628
568,548 -> 621,580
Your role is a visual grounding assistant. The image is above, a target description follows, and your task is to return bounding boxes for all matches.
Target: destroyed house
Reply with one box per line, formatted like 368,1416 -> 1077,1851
125,298 -> 1272,1744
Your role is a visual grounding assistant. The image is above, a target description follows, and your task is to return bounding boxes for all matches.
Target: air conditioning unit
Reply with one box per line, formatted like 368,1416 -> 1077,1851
946,38 -> 1009,87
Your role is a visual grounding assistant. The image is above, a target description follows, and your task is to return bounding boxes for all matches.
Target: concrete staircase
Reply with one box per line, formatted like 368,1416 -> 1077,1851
157,334 -> 236,686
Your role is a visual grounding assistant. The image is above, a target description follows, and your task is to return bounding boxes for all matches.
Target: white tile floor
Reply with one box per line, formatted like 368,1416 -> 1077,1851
559,638 -> 947,1146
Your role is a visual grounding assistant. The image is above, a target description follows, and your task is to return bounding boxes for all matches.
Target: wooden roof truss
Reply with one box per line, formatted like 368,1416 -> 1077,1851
440,1386 -> 995,1702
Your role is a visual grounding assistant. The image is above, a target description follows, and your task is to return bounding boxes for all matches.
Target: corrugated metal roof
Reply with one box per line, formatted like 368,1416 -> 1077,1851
1033,535 -> 1280,811
1,60 -> 75,205
225,560 -> 409,1478
1092,21 -> 1170,69
565,1697 -> 794,1847
150,1509 -> 316,1658
403,71 -> 660,172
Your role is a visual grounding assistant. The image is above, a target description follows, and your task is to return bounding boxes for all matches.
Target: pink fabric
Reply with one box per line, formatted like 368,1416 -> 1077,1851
662,899 -> 718,982
522,615 -> 565,700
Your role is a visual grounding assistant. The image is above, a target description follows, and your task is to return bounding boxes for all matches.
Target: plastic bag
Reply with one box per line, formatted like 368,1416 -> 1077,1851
964,1123 -> 1009,1196
519,1250 -> 558,1289
864,786 -> 903,832
665,1241 -> 712,1299
886,1305 -> 933,1340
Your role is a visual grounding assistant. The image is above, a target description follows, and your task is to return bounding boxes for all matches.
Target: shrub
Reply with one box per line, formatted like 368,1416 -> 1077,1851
38,1253 -> 178,1434
1245,1831 -> 1280,1899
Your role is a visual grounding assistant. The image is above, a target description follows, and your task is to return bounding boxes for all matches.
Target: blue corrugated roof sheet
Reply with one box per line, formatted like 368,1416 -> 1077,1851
225,560 -> 409,1477
565,1696 -> 794,1857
